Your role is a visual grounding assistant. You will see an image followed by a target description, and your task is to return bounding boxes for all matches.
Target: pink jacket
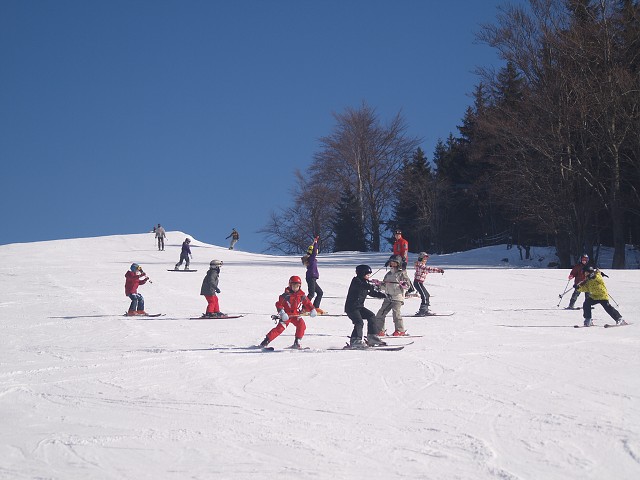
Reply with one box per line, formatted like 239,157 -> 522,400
414,262 -> 443,283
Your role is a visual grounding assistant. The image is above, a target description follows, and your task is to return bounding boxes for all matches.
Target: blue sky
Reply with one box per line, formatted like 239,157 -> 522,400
1,0 -> 519,253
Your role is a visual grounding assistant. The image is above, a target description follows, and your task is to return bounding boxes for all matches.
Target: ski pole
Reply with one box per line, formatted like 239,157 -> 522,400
608,294 -> 619,307
558,279 -> 570,299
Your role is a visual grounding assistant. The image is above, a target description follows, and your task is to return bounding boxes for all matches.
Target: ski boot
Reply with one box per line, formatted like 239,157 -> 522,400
415,305 -> 429,316
615,318 -> 627,326
289,338 -> 303,349
583,318 -> 593,327
366,334 -> 387,347
348,338 -> 367,349
392,330 -> 408,336
259,337 -> 270,348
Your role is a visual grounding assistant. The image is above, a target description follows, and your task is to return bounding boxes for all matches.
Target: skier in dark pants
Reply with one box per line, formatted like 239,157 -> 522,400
344,265 -> 387,348
567,254 -> 590,309
174,238 -> 192,270
304,236 -> 324,313
576,266 -> 625,327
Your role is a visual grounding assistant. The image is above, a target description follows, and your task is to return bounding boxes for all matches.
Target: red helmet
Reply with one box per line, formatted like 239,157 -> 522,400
289,276 -> 302,284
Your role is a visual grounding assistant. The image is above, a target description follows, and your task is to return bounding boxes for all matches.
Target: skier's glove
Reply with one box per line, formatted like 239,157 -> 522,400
278,309 -> 289,321
309,309 -> 317,318
215,287 -> 221,293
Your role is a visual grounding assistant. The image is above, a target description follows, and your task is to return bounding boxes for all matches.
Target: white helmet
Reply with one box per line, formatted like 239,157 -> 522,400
210,260 -> 223,267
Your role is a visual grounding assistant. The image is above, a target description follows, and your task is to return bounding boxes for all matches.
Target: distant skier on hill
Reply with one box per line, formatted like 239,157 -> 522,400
174,238 -> 192,270
125,263 -> 149,315
226,228 -> 239,250
155,224 -> 166,251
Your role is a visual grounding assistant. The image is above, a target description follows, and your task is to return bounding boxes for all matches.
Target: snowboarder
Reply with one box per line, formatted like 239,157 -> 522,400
413,252 -> 444,316
226,228 -> 239,250
374,255 -> 412,336
155,224 -> 166,251
258,276 -> 316,349
124,263 -> 150,315
567,254 -> 590,309
200,260 -> 225,317
575,265 -> 625,327
174,238 -> 192,270
304,236 -> 324,313
345,264 -> 388,348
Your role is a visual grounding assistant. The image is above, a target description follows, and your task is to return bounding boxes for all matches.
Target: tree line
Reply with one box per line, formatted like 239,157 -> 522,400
261,0 -> 639,269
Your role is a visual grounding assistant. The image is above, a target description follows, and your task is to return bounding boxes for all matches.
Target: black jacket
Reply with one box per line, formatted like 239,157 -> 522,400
344,276 -> 386,312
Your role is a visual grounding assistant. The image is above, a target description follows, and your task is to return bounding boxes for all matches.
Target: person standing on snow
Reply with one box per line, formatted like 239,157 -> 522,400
575,266 -> 625,327
304,236 -> 324,313
174,238 -> 192,270
226,228 -> 240,250
124,263 -> 150,315
345,264 -> 388,348
258,276 -> 316,349
200,260 -> 225,318
566,254 -> 590,309
392,229 -> 409,270
413,252 -> 444,316
155,224 -> 166,251
373,255 -> 412,336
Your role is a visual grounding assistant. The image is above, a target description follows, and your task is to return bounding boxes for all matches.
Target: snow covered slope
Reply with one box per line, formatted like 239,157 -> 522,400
1,233 -> 639,479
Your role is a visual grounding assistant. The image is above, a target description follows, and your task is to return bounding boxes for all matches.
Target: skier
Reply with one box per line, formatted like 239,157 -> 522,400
155,224 -> 166,251
566,254 -> 590,309
259,276 -> 316,349
200,260 -> 225,317
413,252 -> 444,316
345,264 -> 388,348
226,228 -> 239,250
575,266 -> 625,327
392,229 -> 409,270
124,263 -> 150,315
374,255 -> 412,336
174,238 -> 192,270
304,236 -> 324,313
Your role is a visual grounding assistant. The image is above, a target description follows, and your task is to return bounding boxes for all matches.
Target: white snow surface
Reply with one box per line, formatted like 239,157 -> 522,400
1,232 -> 639,480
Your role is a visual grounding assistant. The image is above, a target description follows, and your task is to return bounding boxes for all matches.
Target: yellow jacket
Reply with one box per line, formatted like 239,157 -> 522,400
577,271 -> 609,301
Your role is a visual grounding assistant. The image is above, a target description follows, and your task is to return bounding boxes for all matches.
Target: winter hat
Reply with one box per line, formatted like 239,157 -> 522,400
418,252 -> 430,261
389,255 -> 402,266
130,263 -> 140,271
356,265 -> 372,277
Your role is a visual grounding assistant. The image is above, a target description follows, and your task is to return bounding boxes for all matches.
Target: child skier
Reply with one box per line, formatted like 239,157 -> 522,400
345,264 -> 388,348
259,276 -> 316,349
374,255 -> 412,336
566,254 -> 590,309
304,236 -> 324,313
124,263 -> 150,315
200,260 -> 225,317
174,238 -> 192,270
413,252 -> 444,316
575,266 -> 625,327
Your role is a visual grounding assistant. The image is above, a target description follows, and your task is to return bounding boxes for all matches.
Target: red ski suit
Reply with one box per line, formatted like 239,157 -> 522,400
265,287 -> 315,342
125,271 -> 148,296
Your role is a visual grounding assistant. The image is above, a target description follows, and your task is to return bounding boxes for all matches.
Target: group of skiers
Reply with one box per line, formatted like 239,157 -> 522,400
126,228 -> 625,349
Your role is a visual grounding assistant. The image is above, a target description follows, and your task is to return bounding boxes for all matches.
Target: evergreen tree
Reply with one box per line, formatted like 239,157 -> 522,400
333,187 -> 367,252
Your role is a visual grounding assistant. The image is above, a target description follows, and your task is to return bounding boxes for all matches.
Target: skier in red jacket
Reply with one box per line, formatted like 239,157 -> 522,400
566,254 -> 590,309
125,263 -> 149,315
259,276 -> 316,349
392,229 -> 409,270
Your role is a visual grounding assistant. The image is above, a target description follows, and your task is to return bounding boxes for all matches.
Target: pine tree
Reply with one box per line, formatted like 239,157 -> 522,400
333,188 -> 367,252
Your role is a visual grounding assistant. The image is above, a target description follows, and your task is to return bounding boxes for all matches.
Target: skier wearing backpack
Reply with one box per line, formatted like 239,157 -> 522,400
258,276 -> 317,349
575,266 -> 625,327
124,263 -> 149,315
200,260 -> 225,318
345,264 -> 388,348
